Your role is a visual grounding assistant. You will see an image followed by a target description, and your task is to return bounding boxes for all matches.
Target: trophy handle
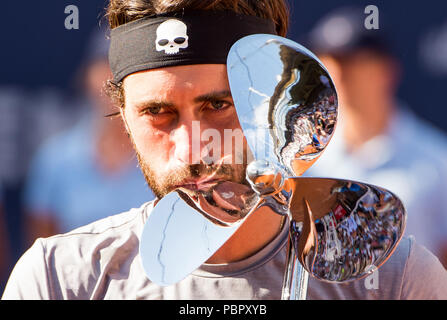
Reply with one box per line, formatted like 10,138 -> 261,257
281,195 -> 316,300
281,236 -> 309,300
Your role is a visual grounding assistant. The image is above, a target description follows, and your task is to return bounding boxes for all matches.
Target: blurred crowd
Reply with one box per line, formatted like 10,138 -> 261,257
303,7 -> 447,266
0,25 -> 155,292
1,5 -> 447,295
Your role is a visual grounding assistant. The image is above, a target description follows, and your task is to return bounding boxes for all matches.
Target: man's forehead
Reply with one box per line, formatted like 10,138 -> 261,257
125,63 -> 228,78
123,64 -> 231,98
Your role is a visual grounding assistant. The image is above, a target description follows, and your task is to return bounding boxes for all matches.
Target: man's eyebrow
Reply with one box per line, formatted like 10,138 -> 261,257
193,90 -> 232,103
129,90 -> 232,111
134,99 -> 175,110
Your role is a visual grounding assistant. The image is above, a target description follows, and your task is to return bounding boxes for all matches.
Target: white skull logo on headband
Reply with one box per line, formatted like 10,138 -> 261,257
155,19 -> 189,54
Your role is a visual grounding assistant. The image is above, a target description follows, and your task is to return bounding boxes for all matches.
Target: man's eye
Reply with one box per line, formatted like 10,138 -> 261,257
148,106 -> 162,114
209,100 -> 230,111
142,106 -> 164,115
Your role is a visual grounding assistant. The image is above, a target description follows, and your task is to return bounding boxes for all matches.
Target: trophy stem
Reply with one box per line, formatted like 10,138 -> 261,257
281,235 -> 309,300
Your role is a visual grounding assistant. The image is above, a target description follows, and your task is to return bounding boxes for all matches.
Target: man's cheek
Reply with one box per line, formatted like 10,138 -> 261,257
131,138 -> 168,177
131,126 -> 169,158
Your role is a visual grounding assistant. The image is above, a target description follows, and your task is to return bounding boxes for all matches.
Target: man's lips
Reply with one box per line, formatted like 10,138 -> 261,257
176,177 -> 220,192
196,181 -> 255,225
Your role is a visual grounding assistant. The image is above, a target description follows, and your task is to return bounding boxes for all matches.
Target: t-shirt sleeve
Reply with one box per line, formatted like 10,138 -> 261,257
401,237 -> 447,299
1,239 -> 52,300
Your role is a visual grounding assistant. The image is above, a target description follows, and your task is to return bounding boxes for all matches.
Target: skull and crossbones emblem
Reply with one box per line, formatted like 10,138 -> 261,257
155,19 -> 189,54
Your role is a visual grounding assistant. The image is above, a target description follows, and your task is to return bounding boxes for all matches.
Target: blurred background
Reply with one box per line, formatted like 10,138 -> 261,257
0,0 -> 446,294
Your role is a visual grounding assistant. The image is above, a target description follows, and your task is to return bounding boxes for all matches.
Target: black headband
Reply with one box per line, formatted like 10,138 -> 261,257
109,10 -> 276,83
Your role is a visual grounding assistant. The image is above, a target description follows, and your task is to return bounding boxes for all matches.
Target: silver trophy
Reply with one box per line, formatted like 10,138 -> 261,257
139,34 -> 406,299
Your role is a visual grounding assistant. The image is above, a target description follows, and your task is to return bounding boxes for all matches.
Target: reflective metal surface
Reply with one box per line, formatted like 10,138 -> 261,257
227,34 -> 337,177
139,34 -> 406,298
282,237 -> 309,300
226,35 -> 339,300
175,181 -> 259,227
286,177 -> 406,283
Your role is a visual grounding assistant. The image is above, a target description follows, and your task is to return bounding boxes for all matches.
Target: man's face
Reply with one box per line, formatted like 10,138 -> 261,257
121,64 -> 249,199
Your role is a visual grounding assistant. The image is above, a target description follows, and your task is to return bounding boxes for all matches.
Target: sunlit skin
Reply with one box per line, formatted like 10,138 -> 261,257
121,64 -> 284,263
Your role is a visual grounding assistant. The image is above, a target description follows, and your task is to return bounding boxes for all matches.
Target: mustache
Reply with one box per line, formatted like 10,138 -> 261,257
137,149 -> 247,198
165,163 -> 238,186
183,163 -> 233,177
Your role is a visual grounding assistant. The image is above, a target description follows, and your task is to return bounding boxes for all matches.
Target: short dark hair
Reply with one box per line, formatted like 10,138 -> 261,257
106,0 -> 289,36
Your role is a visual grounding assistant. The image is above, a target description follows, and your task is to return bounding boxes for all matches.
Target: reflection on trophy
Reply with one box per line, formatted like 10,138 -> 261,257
139,34 -> 406,299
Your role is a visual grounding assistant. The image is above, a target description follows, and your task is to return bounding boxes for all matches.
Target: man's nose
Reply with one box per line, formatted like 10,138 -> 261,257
169,121 -> 207,165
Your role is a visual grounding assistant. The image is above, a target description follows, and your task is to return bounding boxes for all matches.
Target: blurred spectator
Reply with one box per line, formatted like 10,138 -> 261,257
304,7 -> 447,267
420,18 -> 447,77
0,182 -> 11,292
0,84 -> 78,295
23,26 -> 154,245
0,87 -> 77,187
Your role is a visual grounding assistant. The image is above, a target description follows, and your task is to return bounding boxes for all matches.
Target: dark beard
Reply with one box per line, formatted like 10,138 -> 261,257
135,150 -> 248,199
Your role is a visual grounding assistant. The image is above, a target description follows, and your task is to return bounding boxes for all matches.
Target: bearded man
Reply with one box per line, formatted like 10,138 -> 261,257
2,0 -> 447,300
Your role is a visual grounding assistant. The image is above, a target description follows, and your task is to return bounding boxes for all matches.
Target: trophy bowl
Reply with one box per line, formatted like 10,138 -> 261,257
139,34 -> 406,299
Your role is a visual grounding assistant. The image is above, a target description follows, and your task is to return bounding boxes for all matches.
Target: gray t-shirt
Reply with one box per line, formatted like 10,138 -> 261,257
2,201 -> 447,300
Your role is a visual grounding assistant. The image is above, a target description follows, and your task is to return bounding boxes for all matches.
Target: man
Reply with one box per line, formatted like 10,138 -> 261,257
2,0 -> 447,300
303,7 -> 447,267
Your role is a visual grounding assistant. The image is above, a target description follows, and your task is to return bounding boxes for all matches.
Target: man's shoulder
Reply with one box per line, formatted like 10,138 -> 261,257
43,201 -> 154,246
308,235 -> 447,299
1,201 -> 154,300
363,235 -> 447,299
